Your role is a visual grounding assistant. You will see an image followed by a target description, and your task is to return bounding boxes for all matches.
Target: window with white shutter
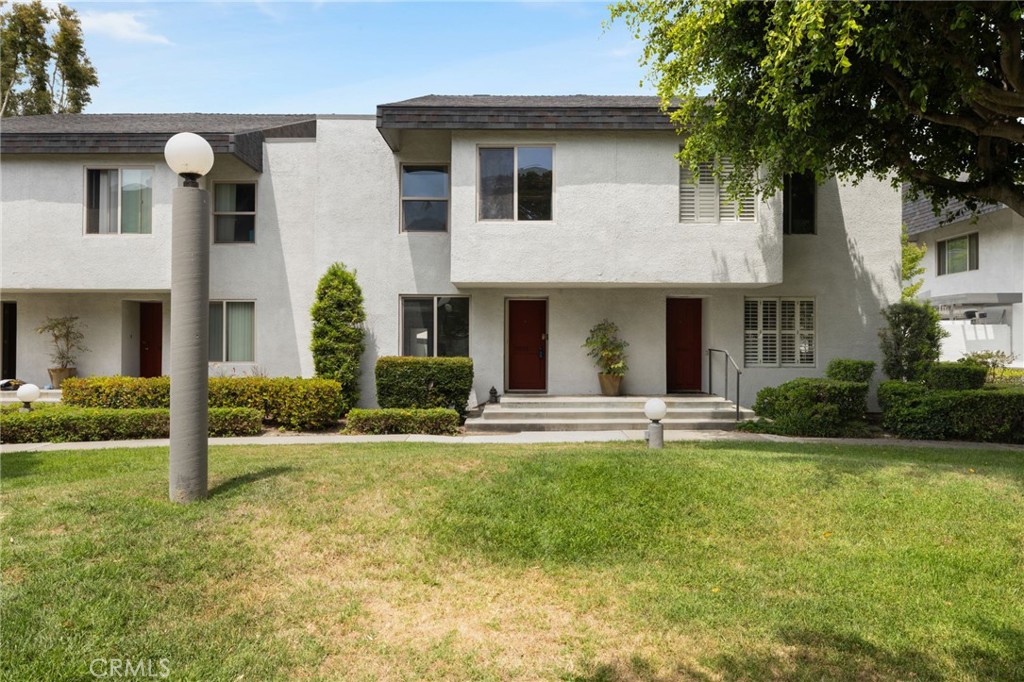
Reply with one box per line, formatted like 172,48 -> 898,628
744,297 -> 815,367
679,154 -> 756,223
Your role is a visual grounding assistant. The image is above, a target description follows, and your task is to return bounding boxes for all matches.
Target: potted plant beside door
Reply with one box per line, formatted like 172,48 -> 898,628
35,315 -> 89,388
583,319 -> 629,396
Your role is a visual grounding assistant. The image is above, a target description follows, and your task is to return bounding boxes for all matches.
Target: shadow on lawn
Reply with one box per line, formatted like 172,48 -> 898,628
570,622 -> 1024,682
209,466 -> 295,498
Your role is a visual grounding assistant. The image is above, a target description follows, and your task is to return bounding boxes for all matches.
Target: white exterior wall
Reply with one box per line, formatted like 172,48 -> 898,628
463,176 -> 901,406
914,209 -> 1024,364
448,131 -> 783,286
1,155 -> 176,291
1,116 -> 902,409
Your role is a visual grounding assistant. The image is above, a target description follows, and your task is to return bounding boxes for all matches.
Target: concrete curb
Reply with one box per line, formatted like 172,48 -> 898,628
1,430 -> 1021,454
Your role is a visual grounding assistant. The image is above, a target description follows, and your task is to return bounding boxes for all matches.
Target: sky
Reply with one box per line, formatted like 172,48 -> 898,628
64,1 -> 653,114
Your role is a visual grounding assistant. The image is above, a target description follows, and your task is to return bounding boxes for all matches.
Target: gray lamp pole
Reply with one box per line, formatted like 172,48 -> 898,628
164,132 -> 214,503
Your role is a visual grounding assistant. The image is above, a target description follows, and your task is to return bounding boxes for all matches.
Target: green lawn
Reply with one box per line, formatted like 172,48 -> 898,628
2,441 -> 1022,681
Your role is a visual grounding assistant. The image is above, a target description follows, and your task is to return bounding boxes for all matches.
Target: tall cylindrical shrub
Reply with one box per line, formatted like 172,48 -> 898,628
310,263 -> 366,413
878,301 -> 947,381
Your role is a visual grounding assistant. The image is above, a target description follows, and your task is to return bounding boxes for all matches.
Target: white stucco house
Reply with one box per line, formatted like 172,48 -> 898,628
0,95 -> 902,408
903,194 -> 1024,367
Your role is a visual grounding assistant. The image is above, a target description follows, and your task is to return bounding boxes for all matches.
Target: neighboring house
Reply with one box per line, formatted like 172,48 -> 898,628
903,193 -> 1024,367
0,96 -> 902,407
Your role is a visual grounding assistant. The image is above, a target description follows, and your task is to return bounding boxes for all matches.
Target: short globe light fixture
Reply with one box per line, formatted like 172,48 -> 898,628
163,132 -> 214,187
644,397 -> 667,449
16,383 -> 41,412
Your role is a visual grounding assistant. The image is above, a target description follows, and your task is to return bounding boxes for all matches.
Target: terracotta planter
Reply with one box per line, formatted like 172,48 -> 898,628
598,373 -> 623,396
48,367 -> 77,388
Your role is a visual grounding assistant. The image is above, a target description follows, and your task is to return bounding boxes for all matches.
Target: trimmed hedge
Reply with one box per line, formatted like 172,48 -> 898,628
346,408 -> 459,435
0,406 -> 262,444
925,362 -> 987,391
751,378 -> 869,437
60,376 -> 343,431
375,356 -> 474,419
825,358 -> 876,383
878,380 -> 1024,443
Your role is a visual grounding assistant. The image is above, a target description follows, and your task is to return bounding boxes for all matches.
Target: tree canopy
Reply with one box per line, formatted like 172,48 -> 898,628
1,0 -> 98,117
609,0 -> 1024,217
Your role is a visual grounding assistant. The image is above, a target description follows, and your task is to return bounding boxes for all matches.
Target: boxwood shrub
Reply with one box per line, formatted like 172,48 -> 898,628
825,358 -> 876,383
879,381 -> 1024,443
751,378 -> 869,437
375,356 -> 474,419
346,408 -> 459,435
0,406 -> 262,444
925,362 -> 987,391
60,376 -> 343,431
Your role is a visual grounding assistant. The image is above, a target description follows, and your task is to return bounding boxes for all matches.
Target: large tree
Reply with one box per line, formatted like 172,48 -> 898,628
1,0 -> 98,117
609,1 -> 1024,217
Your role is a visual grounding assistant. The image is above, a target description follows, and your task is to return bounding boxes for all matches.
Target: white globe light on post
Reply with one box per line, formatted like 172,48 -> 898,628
16,383 -> 41,412
644,397 -> 667,449
164,132 -> 214,503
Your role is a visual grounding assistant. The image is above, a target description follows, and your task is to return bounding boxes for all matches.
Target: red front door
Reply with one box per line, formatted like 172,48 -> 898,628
667,298 -> 702,392
507,299 -> 547,391
140,302 -> 162,378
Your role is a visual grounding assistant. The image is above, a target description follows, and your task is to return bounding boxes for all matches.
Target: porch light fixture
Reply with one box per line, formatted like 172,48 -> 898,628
644,398 -> 667,449
164,132 -> 214,503
164,132 -> 215,187
16,383 -> 40,412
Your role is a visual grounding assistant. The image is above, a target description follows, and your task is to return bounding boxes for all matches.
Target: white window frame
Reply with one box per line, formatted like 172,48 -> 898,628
400,164 -> 450,233
744,297 -> 816,368
679,154 -> 756,223
208,300 -> 256,363
399,295 -> 470,357
83,166 -> 154,235
937,232 -> 979,275
212,181 -> 258,245
477,144 -> 555,222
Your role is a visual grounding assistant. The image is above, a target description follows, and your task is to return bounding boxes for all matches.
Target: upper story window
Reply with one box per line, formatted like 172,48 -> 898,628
783,172 -> 816,234
401,295 -> 469,357
86,168 -> 153,234
479,146 -> 553,221
401,165 -> 449,232
744,297 -> 816,367
937,233 -> 979,275
214,183 -> 256,243
679,156 -> 755,223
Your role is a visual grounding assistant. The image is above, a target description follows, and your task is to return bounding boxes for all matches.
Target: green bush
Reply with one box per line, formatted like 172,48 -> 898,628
825,358 -> 876,383
751,377 -> 869,437
60,376 -> 342,431
310,262 -> 366,414
0,406 -> 262,444
346,408 -> 459,435
375,356 -> 474,419
878,300 -> 947,381
879,383 -> 1024,443
926,362 -> 987,391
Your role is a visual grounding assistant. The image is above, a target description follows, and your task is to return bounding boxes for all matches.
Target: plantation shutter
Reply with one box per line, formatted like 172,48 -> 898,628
743,300 -> 760,365
679,164 -> 697,222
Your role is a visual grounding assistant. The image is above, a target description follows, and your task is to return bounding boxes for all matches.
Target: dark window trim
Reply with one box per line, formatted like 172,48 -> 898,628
937,232 -> 979,276
400,164 -> 450,233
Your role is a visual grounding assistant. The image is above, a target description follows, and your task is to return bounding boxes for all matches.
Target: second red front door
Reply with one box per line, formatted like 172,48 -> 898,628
507,299 -> 547,391
667,298 -> 702,392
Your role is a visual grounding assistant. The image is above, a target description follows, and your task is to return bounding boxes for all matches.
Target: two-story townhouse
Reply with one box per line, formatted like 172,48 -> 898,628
0,96 -> 902,409
903,195 -> 1024,366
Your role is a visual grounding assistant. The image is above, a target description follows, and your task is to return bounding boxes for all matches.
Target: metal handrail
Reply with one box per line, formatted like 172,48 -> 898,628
707,348 -> 743,420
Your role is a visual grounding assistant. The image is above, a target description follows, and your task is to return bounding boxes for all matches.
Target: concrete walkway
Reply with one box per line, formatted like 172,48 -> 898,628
2,430 -> 1021,454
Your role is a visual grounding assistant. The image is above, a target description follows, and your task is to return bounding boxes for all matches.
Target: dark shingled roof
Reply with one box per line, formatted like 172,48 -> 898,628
376,94 -> 674,151
380,95 -> 663,108
902,189 -> 1003,236
0,113 -> 317,172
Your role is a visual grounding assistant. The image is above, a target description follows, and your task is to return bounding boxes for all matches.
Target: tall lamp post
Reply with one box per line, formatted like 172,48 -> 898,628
164,132 -> 214,503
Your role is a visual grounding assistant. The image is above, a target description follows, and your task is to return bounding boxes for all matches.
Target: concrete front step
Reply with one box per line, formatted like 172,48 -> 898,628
466,418 -> 744,432
478,405 -> 753,421
465,394 -> 752,433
